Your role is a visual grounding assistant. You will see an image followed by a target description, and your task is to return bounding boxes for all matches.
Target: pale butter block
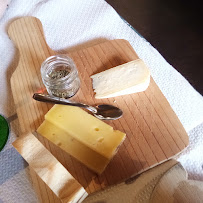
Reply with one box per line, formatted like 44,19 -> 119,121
44,105 -> 126,160
91,59 -> 150,99
37,120 -> 110,174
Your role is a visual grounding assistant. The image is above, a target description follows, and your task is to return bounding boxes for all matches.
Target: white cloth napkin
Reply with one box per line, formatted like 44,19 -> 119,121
0,0 -> 11,20
0,0 -> 203,202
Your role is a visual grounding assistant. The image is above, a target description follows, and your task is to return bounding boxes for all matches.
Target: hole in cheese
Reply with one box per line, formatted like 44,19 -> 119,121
97,137 -> 104,143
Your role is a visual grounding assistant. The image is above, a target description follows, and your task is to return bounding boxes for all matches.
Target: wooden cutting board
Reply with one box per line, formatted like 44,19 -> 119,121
8,17 -> 189,201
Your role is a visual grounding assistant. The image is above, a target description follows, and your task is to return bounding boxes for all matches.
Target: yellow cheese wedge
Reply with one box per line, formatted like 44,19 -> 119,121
37,120 -> 110,174
44,105 -> 126,159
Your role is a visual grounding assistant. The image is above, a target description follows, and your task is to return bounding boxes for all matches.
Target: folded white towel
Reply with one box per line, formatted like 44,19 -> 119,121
0,0 -> 11,19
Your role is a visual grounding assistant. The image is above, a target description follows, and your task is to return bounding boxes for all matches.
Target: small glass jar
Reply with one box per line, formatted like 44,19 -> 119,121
41,55 -> 80,98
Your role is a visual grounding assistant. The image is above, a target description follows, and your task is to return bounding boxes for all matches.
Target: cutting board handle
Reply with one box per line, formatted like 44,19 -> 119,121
8,16 -> 55,65
8,17 -> 89,202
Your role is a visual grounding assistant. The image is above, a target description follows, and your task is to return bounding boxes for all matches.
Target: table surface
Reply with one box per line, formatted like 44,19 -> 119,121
106,0 -> 203,95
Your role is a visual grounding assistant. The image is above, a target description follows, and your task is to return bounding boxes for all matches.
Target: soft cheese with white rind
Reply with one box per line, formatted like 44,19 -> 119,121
91,59 -> 150,99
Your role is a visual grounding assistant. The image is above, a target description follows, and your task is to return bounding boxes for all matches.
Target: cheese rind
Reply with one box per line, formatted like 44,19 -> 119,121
44,105 -> 126,159
37,120 -> 110,174
91,59 -> 150,99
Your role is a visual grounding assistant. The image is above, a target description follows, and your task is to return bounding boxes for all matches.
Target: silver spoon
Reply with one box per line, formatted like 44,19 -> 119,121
33,93 -> 123,120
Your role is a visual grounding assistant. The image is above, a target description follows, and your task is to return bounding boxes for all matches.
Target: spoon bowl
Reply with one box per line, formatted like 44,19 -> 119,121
33,93 -> 123,120
94,104 -> 123,120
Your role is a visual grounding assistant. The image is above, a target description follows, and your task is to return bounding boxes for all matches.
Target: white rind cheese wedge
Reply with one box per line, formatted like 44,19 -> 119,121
91,59 -> 150,99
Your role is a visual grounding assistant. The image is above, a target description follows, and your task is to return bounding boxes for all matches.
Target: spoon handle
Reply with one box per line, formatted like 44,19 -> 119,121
33,93 -> 97,113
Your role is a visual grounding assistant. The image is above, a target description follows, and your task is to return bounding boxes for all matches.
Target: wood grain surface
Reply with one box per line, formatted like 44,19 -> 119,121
8,17 -> 189,202
12,133 -> 87,203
